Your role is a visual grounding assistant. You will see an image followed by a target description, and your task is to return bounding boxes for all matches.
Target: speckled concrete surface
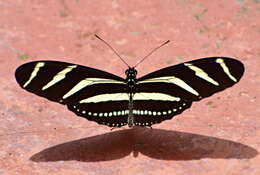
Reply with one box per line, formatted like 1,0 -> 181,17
0,0 -> 260,175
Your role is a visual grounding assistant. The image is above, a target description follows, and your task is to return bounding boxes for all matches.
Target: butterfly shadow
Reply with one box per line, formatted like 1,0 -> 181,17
30,127 -> 258,162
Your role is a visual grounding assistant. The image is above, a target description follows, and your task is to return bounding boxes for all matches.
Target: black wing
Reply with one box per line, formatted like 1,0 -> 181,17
15,61 -> 130,127
132,57 -> 244,126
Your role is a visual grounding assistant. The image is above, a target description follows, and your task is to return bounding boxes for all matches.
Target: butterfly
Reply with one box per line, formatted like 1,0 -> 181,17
15,36 -> 244,127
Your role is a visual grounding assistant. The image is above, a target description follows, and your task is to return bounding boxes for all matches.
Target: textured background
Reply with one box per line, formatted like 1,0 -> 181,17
1,0 -> 260,174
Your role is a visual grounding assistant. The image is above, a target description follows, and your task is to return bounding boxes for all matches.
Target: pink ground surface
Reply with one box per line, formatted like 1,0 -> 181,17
1,1 -> 260,175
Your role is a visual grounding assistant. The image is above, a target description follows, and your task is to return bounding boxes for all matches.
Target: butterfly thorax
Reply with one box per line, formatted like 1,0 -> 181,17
125,67 -> 137,90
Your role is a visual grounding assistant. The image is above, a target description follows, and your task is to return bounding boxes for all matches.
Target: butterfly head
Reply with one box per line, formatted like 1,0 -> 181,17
125,67 -> 137,80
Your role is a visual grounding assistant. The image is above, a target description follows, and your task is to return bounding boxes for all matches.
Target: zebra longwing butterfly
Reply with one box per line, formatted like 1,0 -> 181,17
15,56 -> 244,127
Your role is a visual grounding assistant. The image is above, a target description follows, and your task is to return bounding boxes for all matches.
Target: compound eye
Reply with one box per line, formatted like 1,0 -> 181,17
125,69 -> 129,75
134,70 -> 137,75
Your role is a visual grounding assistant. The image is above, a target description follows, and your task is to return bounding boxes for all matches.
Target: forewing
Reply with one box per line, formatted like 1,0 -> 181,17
133,57 -> 244,125
15,61 -> 129,126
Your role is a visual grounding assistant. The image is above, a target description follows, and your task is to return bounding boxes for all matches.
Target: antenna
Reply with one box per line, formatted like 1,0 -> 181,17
134,40 -> 170,68
95,34 -> 130,67
95,34 -> 170,68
